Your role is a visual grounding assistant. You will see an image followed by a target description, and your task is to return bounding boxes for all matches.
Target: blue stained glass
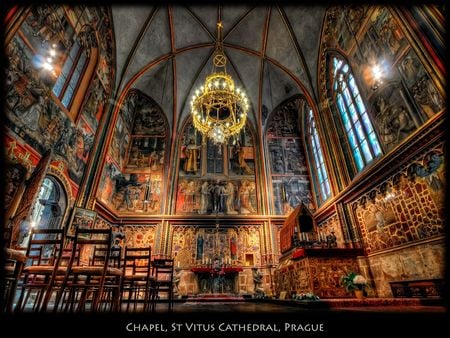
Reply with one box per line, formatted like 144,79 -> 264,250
347,129 -> 358,149
369,132 -> 382,155
354,94 -> 366,114
61,86 -> 73,107
360,140 -> 373,162
354,121 -> 366,142
342,64 -> 349,73
324,182 -> 331,195
342,86 -> 353,107
52,75 -> 66,97
348,75 -> 361,96
317,168 -> 323,182
348,103 -> 359,123
361,113 -> 375,133
353,148 -> 364,171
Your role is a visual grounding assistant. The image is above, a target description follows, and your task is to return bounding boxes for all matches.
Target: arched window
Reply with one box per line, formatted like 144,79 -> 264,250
331,56 -> 382,171
19,176 -> 67,247
52,39 -> 88,108
306,109 -> 331,205
29,176 -> 67,230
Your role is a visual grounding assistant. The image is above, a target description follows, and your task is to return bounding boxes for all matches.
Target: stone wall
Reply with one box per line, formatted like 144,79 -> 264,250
365,238 -> 445,297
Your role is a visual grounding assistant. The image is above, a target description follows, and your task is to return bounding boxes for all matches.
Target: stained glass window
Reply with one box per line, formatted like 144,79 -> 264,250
52,40 -> 88,109
332,56 -> 382,171
307,109 -> 331,204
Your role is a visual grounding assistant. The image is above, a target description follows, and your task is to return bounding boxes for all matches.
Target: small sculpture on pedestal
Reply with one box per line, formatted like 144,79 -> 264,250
252,267 -> 264,298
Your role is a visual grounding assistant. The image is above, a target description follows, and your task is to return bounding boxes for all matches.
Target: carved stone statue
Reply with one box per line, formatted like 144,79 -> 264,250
225,181 -> 237,214
252,267 -> 264,296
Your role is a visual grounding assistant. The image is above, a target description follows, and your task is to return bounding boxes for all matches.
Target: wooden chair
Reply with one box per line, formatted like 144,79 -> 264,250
91,246 -> 122,311
2,248 -> 27,312
53,228 -> 122,312
14,228 -> 65,312
150,258 -> 174,312
120,246 -> 153,312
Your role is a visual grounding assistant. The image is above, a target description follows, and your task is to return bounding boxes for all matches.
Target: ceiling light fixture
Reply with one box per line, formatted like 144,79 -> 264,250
190,21 -> 249,144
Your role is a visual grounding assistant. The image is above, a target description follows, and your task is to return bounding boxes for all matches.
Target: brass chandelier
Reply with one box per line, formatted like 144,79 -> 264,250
190,22 -> 249,144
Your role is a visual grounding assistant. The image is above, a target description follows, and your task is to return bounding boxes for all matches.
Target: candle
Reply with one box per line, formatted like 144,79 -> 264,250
177,261 -> 180,268
306,233 -> 309,241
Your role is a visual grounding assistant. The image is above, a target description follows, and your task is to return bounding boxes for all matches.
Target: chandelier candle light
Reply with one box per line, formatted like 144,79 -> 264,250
190,22 -> 249,144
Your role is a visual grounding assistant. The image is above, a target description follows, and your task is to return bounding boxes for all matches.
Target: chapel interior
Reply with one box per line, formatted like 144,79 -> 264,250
1,4 -> 446,318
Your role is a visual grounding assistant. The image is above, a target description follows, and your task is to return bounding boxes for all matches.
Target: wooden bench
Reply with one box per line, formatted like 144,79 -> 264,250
389,278 -> 445,298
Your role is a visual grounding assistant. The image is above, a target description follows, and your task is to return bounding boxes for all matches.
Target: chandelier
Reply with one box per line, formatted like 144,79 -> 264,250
190,22 -> 249,144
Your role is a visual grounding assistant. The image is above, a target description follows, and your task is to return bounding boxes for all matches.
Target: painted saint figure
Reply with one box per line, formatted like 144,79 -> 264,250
233,141 -> 253,175
196,235 -> 204,260
183,139 -> 200,174
230,236 -> 237,260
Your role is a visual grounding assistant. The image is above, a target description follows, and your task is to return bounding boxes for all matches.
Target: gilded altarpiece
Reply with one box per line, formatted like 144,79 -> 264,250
170,225 -> 263,295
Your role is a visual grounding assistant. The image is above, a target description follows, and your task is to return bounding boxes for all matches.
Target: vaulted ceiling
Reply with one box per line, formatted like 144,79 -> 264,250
111,5 -> 326,132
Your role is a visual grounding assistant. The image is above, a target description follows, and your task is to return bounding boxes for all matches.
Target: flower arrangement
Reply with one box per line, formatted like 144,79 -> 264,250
341,272 -> 368,292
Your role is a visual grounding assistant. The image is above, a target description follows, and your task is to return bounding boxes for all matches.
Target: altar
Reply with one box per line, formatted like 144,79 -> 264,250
191,266 -> 243,294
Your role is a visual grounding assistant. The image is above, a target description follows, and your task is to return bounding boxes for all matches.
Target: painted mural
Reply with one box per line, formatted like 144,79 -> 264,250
266,96 -> 314,215
5,5 -> 113,188
352,145 -> 445,254
96,90 -> 168,215
319,6 -> 445,154
176,121 -> 257,215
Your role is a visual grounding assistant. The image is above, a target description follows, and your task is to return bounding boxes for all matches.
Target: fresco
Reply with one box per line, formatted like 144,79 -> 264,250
97,90 -> 168,215
370,83 -> 419,151
176,121 -> 257,215
266,96 -> 314,215
5,5 -> 113,187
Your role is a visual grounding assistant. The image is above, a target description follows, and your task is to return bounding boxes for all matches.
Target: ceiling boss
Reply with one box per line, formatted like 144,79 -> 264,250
190,21 -> 249,144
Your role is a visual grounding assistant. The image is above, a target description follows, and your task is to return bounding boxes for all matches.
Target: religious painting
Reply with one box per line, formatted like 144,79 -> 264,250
67,207 -> 97,238
272,176 -> 313,215
81,76 -> 105,131
109,115 -> 130,169
370,82 -> 419,152
362,199 -> 397,233
228,126 -> 255,176
266,96 -> 314,215
4,162 -> 28,212
371,8 -> 407,57
126,136 -> 166,170
175,179 -> 257,215
179,121 -> 203,177
265,98 -> 301,137
132,102 -> 167,136
111,173 -> 163,214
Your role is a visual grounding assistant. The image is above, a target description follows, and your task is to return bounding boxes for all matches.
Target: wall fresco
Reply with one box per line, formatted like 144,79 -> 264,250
5,5 -> 113,188
96,90 -> 168,215
266,96 -> 314,215
176,121 -> 257,215
320,6 -> 444,155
